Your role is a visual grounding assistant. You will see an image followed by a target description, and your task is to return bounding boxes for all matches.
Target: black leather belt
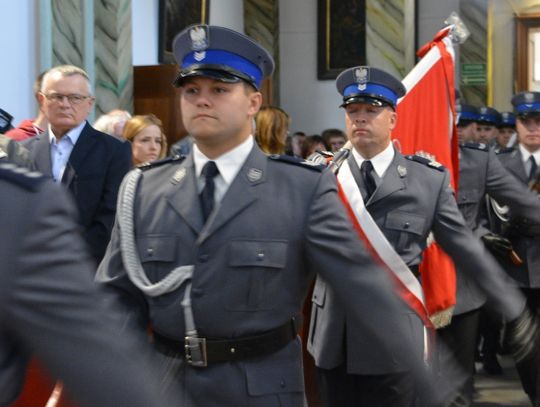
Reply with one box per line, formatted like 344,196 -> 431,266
153,319 -> 298,367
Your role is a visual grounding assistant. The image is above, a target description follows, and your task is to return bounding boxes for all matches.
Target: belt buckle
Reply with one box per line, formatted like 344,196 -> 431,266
185,336 -> 208,367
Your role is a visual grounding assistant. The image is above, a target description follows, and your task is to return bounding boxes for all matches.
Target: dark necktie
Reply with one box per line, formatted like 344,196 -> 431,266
360,160 -> 376,201
529,155 -> 538,182
200,161 -> 220,221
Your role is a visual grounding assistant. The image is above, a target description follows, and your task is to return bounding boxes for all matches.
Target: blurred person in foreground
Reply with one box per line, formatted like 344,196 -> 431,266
0,162 -> 182,407
254,105 -> 290,154
123,114 -> 168,166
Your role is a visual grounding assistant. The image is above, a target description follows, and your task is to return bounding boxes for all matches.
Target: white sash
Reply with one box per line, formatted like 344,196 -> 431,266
337,160 -> 427,310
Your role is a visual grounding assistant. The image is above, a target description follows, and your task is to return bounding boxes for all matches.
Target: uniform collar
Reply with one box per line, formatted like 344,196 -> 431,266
351,141 -> 395,178
193,135 -> 254,186
518,143 -> 540,165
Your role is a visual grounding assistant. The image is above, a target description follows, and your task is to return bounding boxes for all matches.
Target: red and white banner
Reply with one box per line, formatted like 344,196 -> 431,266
393,26 -> 459,327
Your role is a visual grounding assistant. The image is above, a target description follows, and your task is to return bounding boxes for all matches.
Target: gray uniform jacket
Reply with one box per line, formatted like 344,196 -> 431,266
308,149 -> 525,375
0,164 -> 179,407
454,143 -> 540,314
97,144 -> 440,407
496,147 -> 540,287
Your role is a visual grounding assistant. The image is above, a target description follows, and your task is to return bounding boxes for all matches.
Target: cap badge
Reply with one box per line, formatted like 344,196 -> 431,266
189,25 -> 209,51
247,168 -> 263,182
397,165 -> 407,177
171,168 -> 186,184
525,92 -> 535,104
480,107 -> 487,114
355,67 -> 369,91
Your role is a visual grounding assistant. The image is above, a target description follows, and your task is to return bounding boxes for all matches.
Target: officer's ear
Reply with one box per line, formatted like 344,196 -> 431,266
246,85 -> 263,116
388,109 -> 398,130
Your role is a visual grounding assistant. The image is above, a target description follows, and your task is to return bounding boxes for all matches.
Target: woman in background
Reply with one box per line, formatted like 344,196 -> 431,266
254,106 -> 290,154
123,114 -> 168,166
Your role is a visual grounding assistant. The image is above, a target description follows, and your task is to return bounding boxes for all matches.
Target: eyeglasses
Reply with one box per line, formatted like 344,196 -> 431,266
41,92 -> 93,105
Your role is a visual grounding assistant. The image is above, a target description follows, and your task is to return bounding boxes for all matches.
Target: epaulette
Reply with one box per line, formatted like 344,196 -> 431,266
404,155 -> 445,172
268,154 -> 325,171
136,155 -> 186,172
460,142 -> 489,152
0,162 -> 46,191
496,147 -> 515,155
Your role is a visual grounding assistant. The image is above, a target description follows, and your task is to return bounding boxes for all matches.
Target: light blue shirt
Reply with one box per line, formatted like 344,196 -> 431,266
49,121 -> 86,183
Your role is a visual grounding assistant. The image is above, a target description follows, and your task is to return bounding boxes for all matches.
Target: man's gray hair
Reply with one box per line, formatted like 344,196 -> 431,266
41,65 -> 93,95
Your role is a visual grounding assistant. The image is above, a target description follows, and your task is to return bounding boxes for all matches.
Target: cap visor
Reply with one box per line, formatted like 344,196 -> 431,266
340,95 -> 392,108
517,111 -> 540,120
173,68 -> 243,87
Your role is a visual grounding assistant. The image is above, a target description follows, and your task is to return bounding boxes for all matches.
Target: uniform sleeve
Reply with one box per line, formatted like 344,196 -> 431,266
2,182 -> 173,407
432,170 -> 526,320
96,206 -> 150,334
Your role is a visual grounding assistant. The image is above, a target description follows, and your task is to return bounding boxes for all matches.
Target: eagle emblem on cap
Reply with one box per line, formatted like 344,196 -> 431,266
190,25 -> 209,51
525,92 -> 535,104
354,66 -> 369,91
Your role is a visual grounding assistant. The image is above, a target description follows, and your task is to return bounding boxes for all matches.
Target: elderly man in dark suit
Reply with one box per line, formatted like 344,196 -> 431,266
97,25 -> 447,407
493,91 -> 540,405
0,162 -> 181,407
22,65 -> 131,264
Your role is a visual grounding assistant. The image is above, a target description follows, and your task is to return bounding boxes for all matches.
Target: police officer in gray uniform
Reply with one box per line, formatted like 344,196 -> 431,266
308,66 -> 534,407
0,163 -> 180,407
97,25 -> 444,407
494,112 -> 517,152
438,140 -> 540,404
475,106 -> 501,145
456,103 -> 479,143
494,91 -> 540,405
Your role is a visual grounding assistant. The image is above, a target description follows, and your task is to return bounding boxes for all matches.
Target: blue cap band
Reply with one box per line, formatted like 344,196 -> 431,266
516,103 -> 540,114
182,49 -> 263,88
477,113 -> 499,124
343,83 -> 398,107
458,111 -> 479,122
501,118 -> 515,126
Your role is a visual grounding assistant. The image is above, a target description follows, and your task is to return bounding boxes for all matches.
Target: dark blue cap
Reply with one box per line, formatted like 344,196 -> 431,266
511,91 -> 540,117
172,24 -> 275,90
456,103 -> 479,125
477,106 -> 501,126
336,66 -> 406,109
498,112 -> 516,128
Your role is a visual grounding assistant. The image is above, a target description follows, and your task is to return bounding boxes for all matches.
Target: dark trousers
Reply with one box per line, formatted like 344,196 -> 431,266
515,288 -> 540,406
436,309 -> 480,405
317,364 -> 415,407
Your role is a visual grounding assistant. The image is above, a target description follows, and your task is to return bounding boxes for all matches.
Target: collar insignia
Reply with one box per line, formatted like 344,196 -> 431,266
247,168 -> 262,182
171,168 -> 186,184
